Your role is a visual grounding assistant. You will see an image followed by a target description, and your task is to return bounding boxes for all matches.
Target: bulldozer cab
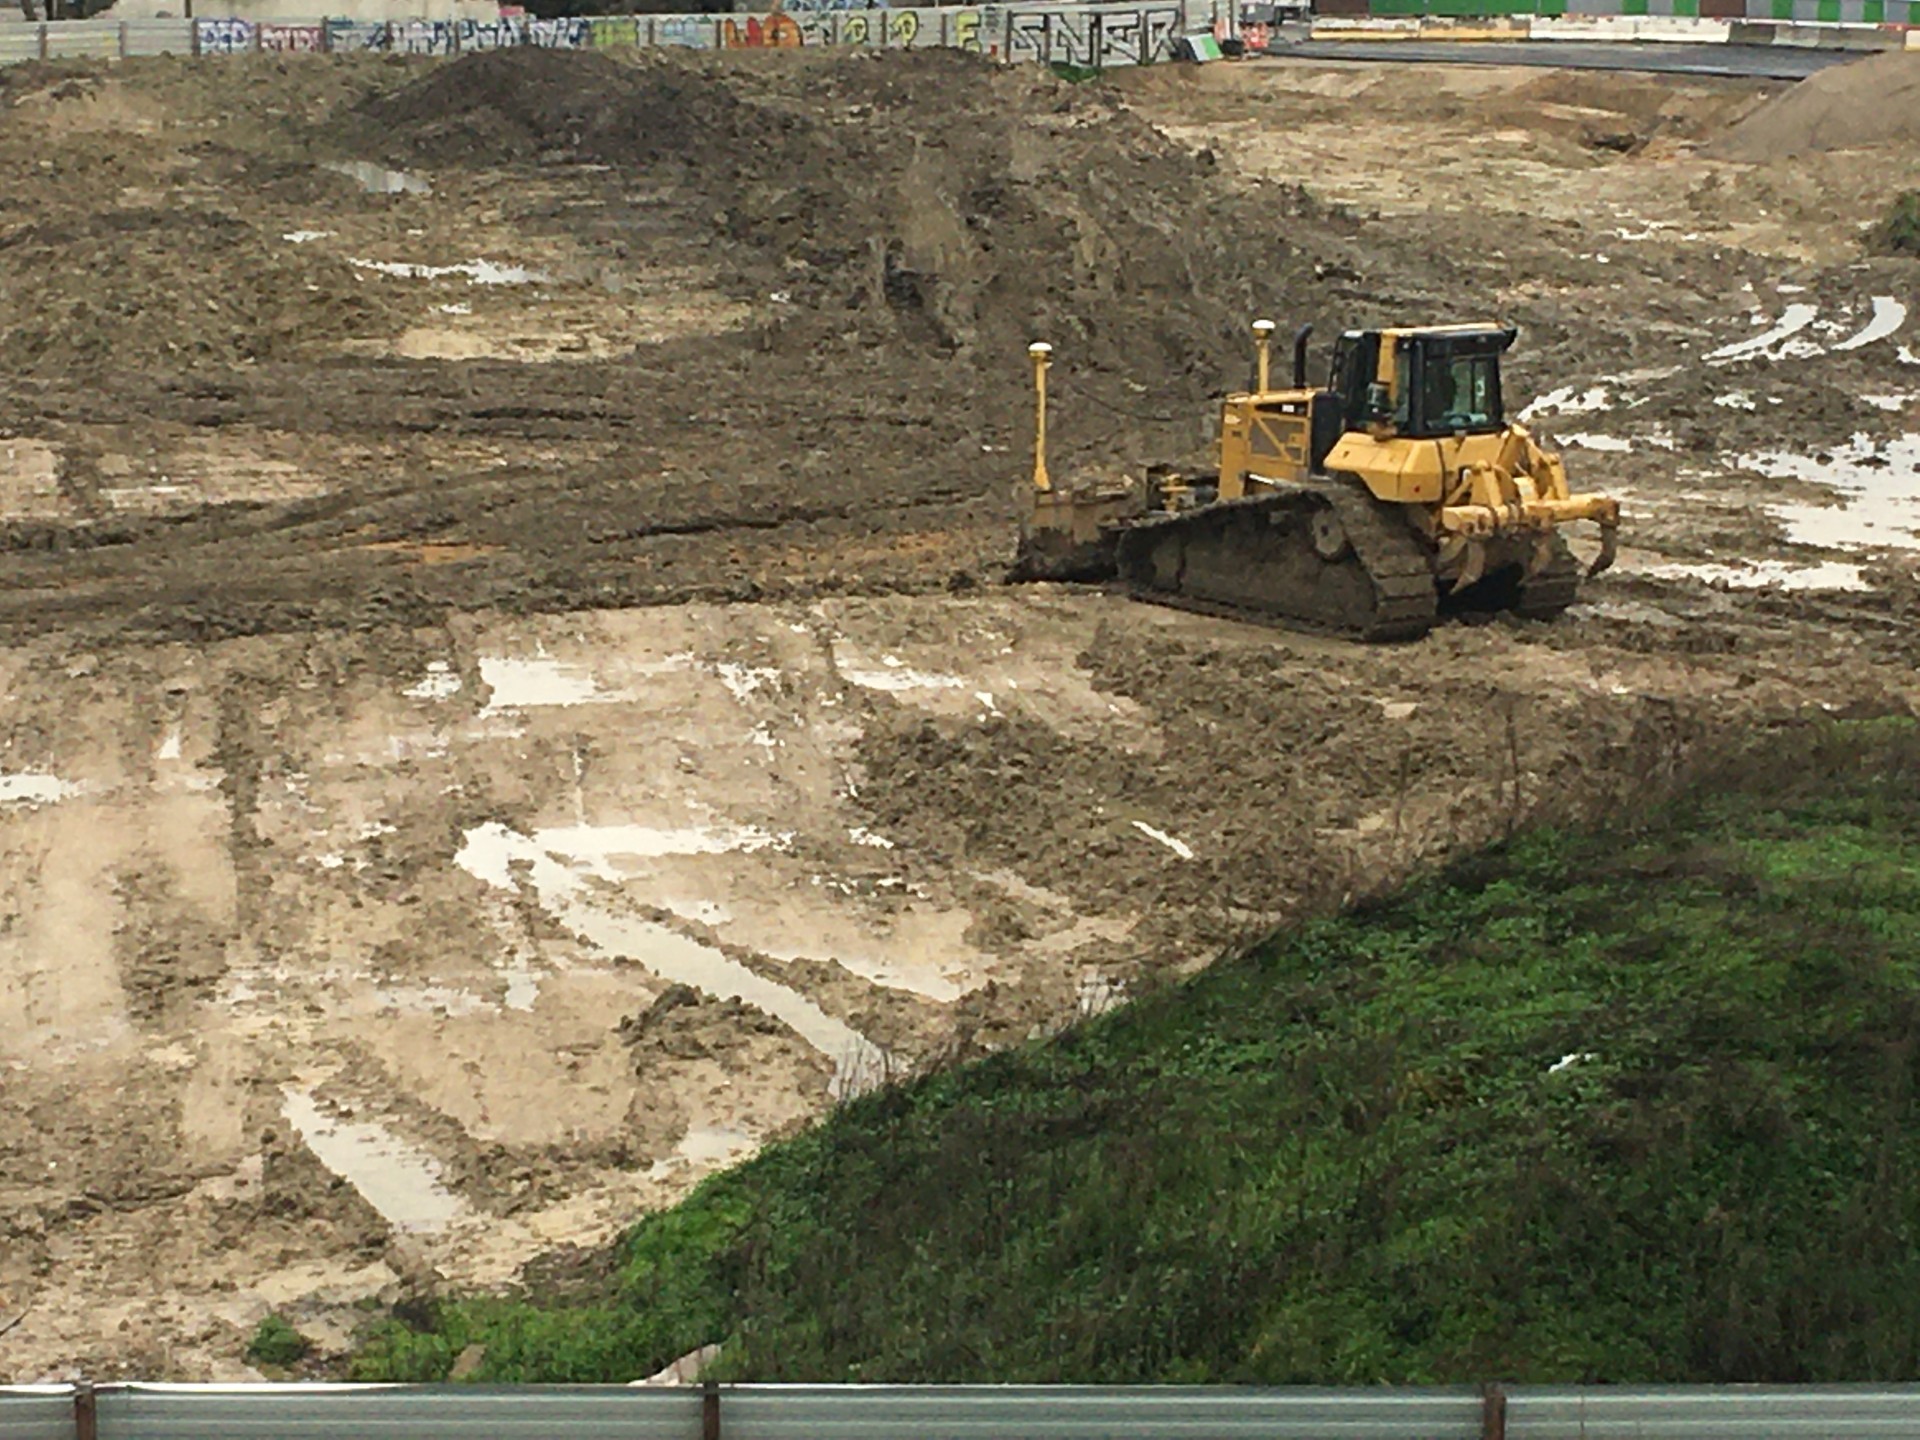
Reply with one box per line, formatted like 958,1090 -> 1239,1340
1328,326 -> 1518,440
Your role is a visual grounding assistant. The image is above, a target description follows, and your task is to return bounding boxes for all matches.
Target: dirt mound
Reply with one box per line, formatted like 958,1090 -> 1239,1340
1710,52 -> 1920,160
0,206 -> 396,375
354,48 -> 750,168
346,47 -> 1416,475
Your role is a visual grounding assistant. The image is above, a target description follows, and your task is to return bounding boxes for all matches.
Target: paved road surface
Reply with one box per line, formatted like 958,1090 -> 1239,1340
1263,39 -> 1856,78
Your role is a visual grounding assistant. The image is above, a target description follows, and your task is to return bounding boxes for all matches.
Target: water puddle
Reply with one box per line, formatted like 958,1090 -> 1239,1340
1708,298 -> 1906,363
322,160 -> 433,195
281,1088 -> 467,1234
1835,297 -> 1908,353
839,654 -> 968,693
350,258 -> 550,286
1560,433 -> 1633,453
1518,385 -> 1611,421
1707,303 -> 1818,363
0,772 -> 83,807
1737,435 -> 1920,553
1639,559 -> 1867,592
455,822 -> 884,1091
476,655 -> 615,715
648,1125 -> 753,1181
458,821 -> 787,889
404,661 -> 462,702
713,662 -> 782,702
1130,820 -> 1195,860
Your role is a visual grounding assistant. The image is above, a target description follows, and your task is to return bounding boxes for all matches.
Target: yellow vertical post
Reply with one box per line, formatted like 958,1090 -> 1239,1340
1252,319 -> 1276,393
1029,342 -> 1053,493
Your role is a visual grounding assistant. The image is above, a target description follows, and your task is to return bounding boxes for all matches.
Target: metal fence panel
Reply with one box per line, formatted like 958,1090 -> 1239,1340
94,1384 -> 706,1440
0,1388 -> 72,1440
720,1385 -> 1486,1440
122,19 -> 193,54
1509,1384 -> 1920,1439
42,19 -> 118,55
0,26 -> 41,62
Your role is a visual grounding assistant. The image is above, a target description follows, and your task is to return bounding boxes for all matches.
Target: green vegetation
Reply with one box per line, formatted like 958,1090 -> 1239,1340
247,1315 -> 312,1369
357,721 -> 1920,1386
1873,191 -> 1920,255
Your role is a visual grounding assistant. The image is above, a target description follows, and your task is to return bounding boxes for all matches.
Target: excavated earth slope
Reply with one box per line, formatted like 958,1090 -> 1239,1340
0,48 -> 1918,1382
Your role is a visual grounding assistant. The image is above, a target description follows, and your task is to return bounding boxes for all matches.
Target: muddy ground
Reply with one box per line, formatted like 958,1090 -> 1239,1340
2,45 -> 1920,1382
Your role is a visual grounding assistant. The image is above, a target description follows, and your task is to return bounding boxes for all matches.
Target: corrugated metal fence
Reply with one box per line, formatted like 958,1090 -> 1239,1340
5,1383 -> 1920,1440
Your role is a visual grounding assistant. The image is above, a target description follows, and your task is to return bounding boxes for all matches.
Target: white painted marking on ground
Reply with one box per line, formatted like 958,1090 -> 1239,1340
1131,820 -> 1195,860
1832,296 -> 1908,353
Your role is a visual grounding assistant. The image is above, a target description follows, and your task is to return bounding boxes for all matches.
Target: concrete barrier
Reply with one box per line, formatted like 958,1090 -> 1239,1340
1529,14 -> 1733,40
1729,17 -> 1903,43
1416,15 -> 1529,38
1750,17 -> 1906,42
1306,15 -> 1421,37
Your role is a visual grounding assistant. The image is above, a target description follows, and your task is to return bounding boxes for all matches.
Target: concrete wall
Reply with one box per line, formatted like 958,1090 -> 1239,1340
2,0 -> 1229,59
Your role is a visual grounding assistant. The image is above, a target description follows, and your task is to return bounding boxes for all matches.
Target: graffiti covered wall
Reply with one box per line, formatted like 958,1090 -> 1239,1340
192,2 -> 1221,64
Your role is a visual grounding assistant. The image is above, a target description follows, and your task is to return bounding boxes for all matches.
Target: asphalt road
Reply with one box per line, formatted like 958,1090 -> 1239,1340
1263,39 -> 1857,78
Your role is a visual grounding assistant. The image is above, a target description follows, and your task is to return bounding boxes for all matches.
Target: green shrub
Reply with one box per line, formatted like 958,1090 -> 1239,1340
247,1315 -> 311,1369
1873,191 -> 1920,255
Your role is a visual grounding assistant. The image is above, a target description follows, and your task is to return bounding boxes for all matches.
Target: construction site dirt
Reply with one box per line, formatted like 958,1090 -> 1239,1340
3,45 -> 1920,1381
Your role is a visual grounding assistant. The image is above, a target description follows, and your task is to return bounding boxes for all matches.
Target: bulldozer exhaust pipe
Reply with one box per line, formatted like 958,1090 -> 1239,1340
1293,324 -> 1313,388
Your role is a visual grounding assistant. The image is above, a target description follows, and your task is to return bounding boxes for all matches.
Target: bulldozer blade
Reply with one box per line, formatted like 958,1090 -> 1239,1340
1587,523 -> 1619,579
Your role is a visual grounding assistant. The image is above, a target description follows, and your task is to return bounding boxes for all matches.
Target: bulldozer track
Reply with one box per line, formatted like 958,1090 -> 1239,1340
1114,482 -> 1440,644
1510,533 -> 1582,620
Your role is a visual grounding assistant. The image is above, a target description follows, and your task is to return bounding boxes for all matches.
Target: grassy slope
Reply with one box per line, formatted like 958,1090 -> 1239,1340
358,721 -> 1920,1385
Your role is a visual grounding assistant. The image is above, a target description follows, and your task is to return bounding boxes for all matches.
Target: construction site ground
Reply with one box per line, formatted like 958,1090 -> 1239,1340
3,45 -> 1920,1381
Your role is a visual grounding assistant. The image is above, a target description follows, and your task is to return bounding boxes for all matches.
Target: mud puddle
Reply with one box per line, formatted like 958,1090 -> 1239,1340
282,1088 -> 468,1234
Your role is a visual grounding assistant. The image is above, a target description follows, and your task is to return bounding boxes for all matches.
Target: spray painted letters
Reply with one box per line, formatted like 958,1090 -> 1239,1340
258,22 -> 323,50
324,19 -> 390,50
1005,4 -> 1183,64
528,17 -> 591,45
195,17 -> 253,52
588,16 -> 639,46
393,19 -> 455,52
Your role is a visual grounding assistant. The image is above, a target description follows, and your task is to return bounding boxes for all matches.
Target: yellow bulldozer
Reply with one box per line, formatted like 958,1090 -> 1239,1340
1014,319 -> 1620,642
